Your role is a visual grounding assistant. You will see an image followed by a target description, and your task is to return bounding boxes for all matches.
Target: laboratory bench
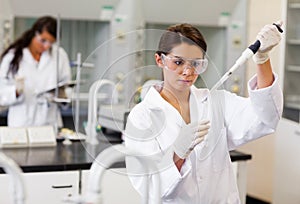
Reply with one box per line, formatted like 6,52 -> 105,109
0,139 -> 115,173
0,139 -> 251,173
0,136 -> 251,204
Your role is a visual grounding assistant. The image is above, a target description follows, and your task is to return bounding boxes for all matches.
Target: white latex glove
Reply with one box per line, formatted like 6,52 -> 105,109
15,77 -> 25,96
253,22 -> 282,64
173,119 -> 210,159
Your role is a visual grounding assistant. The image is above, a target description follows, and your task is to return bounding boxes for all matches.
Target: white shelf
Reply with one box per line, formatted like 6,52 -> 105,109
289,3 -> 300,8
285,102 -> 300,110
285,95 -> 300,109
285,0 -> 300,113
71,93 -> 108,101
287,39 -> 300,45
287,65 -> 300,72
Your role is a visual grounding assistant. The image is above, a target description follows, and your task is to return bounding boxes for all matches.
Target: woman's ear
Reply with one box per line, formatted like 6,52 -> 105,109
155,53 -> 164,68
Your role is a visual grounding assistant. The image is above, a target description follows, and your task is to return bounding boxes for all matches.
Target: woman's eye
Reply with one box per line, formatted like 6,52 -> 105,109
173,60 -> 183,66
192,61 -> 200,67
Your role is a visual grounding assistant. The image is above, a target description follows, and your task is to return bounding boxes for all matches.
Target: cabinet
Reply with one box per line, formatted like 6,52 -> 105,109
0,165 -> 245,204
273,118 -> 300,203
81,169 -> 141,204
0,171 -> 79,204
283,0 -> 300,122
81,163 -> 247,204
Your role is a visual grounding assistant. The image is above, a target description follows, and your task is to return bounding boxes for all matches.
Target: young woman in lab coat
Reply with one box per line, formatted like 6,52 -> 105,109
0,16 -> 71,127
124,23 -> 283,203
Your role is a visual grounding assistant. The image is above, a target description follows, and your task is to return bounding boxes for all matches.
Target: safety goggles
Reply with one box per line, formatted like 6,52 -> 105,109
35,32 -> 55,47
161,53 -> 208,75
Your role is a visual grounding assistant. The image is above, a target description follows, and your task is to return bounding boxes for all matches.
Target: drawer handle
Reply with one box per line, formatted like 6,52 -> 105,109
52,185 -> 73,189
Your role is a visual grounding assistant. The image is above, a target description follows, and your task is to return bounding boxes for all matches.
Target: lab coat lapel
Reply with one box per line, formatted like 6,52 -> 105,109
143,87 -> 183,150
22,48 -> 37,65
38,49 -> 51,70
189,89 -> 199,123
144,87 -> 183,127
36,48 -> 59,94
190,86 -> 209,123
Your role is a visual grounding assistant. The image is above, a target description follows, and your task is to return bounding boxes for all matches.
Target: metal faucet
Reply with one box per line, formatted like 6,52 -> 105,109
63,144 -> 161,204
85,79 -> 117,145
0,152 -> 26,204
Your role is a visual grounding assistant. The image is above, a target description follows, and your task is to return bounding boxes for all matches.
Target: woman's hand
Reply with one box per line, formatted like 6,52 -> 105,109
173,119 -> 210,159
253,22 -> 282,65
15,77 -> 25,96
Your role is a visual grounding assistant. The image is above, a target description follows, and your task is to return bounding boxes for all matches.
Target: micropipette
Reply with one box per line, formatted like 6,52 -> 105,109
210,23 -> 283,92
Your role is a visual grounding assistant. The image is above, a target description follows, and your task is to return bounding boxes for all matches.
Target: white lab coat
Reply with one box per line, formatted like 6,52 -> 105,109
124,74 -> 283,204
0,45 -> 71,127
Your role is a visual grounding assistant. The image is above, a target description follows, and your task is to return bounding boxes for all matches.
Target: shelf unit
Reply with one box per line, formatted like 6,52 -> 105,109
283,0 -> 300,122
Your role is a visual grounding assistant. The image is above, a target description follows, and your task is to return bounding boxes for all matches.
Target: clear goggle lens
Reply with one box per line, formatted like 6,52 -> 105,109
161,53 -> 208,75
35,32 -> 54,47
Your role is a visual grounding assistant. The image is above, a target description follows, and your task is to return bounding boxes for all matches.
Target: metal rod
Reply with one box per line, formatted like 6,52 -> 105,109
54,14 -> 61,135
75,53 -> 81,134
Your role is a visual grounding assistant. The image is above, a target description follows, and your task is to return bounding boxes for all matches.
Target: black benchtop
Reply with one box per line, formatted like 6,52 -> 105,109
0,139 -> 251,173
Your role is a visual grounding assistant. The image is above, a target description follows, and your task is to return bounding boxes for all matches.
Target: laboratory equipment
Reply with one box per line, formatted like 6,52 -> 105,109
97,104 -> 130,133
108,0 -> 145,105
0,127 -> 27,148
210,40 -> 260,91
0,152 -> 26,204
63,144 -> 161,204
85,79 -> 118,145
210,23 -> 283,92
53,14 -> 61,135
73,53 -> 90,136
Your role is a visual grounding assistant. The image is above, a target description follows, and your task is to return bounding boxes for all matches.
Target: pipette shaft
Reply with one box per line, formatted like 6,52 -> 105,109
210,42 -> 260,92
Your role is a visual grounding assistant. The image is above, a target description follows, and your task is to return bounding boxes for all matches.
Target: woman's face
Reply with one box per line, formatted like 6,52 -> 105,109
155,43 -> 205,92
31,30 -> 56,54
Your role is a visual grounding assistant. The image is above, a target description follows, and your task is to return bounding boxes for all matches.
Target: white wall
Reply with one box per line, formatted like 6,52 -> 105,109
10,0 -> 119,20
237,0 -> 283,201
0,0 -> 12,18
142,0 -> 238,26
9,0 -> 239,26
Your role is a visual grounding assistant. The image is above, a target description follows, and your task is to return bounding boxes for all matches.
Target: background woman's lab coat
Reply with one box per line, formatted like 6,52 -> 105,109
124,74 -> 283,204
0,45 -> 71,127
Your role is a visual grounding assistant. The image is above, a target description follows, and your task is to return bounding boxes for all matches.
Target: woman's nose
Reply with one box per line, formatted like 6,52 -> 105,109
182,65 -> 195,75
43,43 -> 51,50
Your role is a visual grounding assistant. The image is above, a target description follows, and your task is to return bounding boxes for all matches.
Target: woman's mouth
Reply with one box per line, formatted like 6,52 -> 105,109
178,79 -> 193,84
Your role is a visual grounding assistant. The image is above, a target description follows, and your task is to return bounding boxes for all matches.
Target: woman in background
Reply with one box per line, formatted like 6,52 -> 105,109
0,16 -> 71,127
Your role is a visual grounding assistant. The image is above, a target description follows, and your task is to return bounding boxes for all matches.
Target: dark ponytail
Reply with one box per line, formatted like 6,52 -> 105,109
0,16 -> 57,76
